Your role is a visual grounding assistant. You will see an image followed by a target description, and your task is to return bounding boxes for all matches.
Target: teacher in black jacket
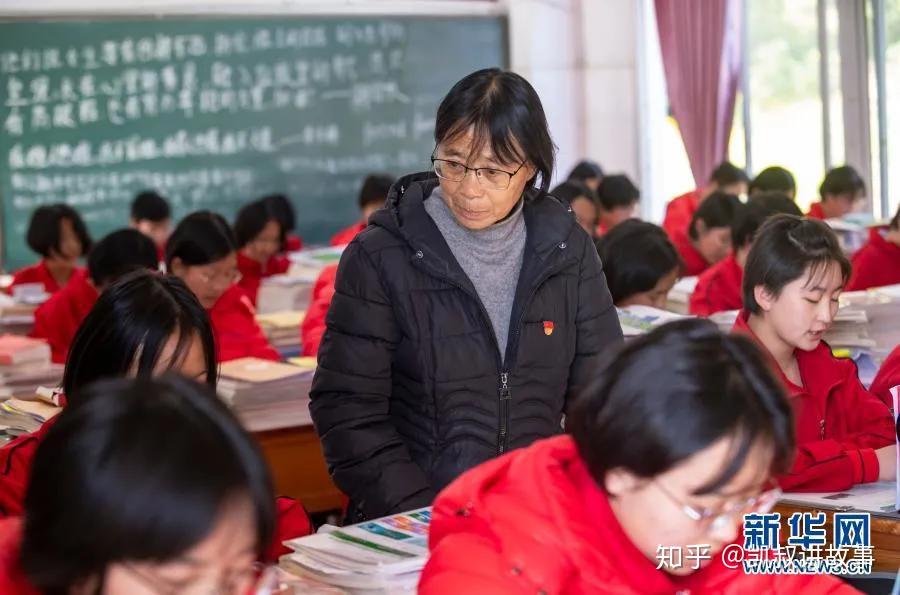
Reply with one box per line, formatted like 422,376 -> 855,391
310,68 -> 623,522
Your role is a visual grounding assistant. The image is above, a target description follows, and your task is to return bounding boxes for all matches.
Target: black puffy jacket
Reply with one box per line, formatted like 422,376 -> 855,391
309,172 -> 623,521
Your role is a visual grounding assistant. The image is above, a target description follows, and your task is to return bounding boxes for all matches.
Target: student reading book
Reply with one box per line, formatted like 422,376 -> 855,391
234,199 -> 291,306
420,320 -> 855,594
732,215 -> 894,491
670,192 -> 744,277
807,166 -> 866,220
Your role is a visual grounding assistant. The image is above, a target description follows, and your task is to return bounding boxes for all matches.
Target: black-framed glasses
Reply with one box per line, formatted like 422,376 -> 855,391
121,561 -> 267,595
431,154 -> 525,190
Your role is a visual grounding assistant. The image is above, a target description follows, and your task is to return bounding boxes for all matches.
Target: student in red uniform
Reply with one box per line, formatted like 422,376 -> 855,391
846,205 -> 900,291
749,165 -> 797,199
0,271 -> 311,559
234,199 -> 291,306
130,190 -> 172,261
331,174 -> 395,246
31,229 -> 158,364
420,320 -> 856,594
550,180 -> 599,238
671,191 -> 743,277
807,165 -> 866,220
300,263 -> 338,358
596,173 -> 640,235
662,161 -> 748,239
871,346 -> 900,410
167,211 -> 279,362
690,192 -> 802,316
566,159 -> 604,191
595,220 -> 682,309
733,214 -> 895,492
262,194 -> 303,253
0,376 -> 279,594
9,204 -> 93,296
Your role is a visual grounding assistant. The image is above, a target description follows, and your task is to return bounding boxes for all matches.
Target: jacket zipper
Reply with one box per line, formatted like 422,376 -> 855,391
498,372 -> 511,454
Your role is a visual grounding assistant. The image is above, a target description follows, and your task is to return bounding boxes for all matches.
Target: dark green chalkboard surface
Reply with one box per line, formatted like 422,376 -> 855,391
0,17 -> 506,269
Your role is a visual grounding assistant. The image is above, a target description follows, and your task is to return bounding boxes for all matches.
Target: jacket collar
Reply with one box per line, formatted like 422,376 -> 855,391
732,311 -> 845,398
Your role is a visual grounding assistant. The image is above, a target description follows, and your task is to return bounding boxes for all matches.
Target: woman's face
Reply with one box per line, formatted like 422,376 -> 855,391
695,223 -> 732,265
52,218 -> 84,263
606,436 -> 775,576
617,267 -> 679,310
172,253 -> 239,310
100,497 -> 258,595
243,220 -> 282,264
753,262 -> 843,353
822,191 -> 864,219
434,129 -> 536,230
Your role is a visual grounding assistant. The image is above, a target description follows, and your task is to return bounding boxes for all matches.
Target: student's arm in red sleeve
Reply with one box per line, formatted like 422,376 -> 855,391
832,366 -> 895,451
0,434 -> 42,518
238,297 -> 280,361
265,497 -> 313,561
300,265 -> 338,358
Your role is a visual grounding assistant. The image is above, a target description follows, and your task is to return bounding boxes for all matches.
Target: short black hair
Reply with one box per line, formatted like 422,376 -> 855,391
709,161 -> 750,187
359,174 -> 394,210
21,375 -> 275,592
819,165 -> 866,201
26,204 -> 93,258
165,211 -> 237,269
131,190 -> 172,223
551,181 -> 598,208
732,192 -> 803,249
435,68 -> 555,193
597,174 -> 640,210
595,220 -> 682,305
63,270 -> 217,402
689,191 -> 743,241
743,215 -> 852,315
233,200 -> 284,249
567,160 -> 604,183
87,229 -> 159,287
749,166 -> 796,196
261,194 -> 295,233
570,319 -> 794,495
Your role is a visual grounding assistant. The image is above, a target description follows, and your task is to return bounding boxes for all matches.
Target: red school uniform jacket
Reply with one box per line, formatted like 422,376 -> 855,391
0,518 -> 40,595
871,345 -> 900,410
236,252 -> 291,307
300,264 -> 338,358
732,313 -> 894,492
846,227 -> 900,291
330,221 -> 366,247
420,435 -> 857,595
30,270 -> 98,364
0,416 -> 311,563
689,253 -> 743,316
670,229 -> 710,277
806,202 -> 826,220
662,189 -> 701,239
9,261 -> 84,296
284,234 -> 303,253
208,285 -> 280,362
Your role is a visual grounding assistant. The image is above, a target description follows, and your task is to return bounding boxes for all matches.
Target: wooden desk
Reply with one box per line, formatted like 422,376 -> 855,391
237,394 -> 345,514
773,502 -> 900,573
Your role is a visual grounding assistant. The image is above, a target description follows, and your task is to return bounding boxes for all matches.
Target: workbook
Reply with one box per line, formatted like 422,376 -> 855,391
217,357 -> 313,407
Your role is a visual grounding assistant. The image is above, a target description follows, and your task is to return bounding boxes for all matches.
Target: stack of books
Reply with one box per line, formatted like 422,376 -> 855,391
281,508 -> 431,592
0,293 -> 37,335
0,397 -> 60,438
256,310 -> 305,356
217,357 -> 314,408
665,276 -> 699,315
0,335 -> 63,399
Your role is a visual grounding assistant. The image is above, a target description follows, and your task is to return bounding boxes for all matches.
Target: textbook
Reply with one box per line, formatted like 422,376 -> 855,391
0,335 -> 50,366
665,276 -> 699,314
0,397 -> 60,436
0,361 -> 64,399
617,305 -> 689,337
281,508 -> 430,592
217,357 -> 313,407
257,310 -> 305,353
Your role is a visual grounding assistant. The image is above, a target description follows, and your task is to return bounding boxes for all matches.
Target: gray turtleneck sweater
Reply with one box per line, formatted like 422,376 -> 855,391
424,186 -> 526,362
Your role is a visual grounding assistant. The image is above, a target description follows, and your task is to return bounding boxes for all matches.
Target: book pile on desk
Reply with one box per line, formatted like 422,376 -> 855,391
257,310 -> 305,356
664,276 -> 698,315
217,357 -> 313,408
281,508 -> 431,592
0,335 -> 63,399
0,293 -> 37,335
0,396 -> 61,438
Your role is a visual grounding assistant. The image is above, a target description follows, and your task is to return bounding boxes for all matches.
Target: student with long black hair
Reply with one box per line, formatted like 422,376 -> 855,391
421,320 -> 853,593
234,199 -> 290,306
10,204 -> 93,296
0,376 -> 276,594
167,211 -> 278,362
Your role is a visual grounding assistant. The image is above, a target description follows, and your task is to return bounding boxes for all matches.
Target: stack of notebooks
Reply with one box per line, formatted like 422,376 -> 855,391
0,335 -> 63,399
0,397 -> 60,438
281,508 -> 431,592
0,293 -> 37,335
256,310 -> 305,356
217,357 -> 314,408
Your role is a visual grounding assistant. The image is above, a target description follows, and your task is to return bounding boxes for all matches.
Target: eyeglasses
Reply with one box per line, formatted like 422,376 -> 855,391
431,155 -> 525,190
122,561 -> 270,595
197,268 -> 241,287
653,479 -> 782,535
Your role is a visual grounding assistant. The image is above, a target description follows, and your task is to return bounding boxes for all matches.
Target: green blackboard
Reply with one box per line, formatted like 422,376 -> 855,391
0,16 -> 507,269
